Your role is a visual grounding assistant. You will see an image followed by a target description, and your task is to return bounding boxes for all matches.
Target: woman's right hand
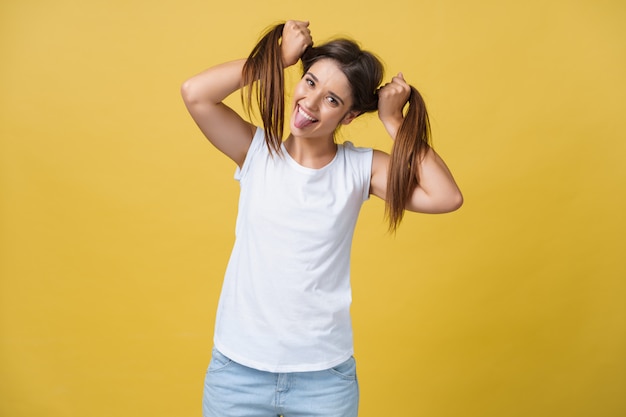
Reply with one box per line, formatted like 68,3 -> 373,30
281,20 -> 313,67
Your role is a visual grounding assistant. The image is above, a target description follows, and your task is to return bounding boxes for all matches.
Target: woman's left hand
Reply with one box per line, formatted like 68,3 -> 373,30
377,72 -> 411,138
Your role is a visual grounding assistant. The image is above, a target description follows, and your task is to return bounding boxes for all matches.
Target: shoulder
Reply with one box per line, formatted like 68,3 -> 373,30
250,126 -> 265,146
242,126 -> 269,158
341,141 -> 373,154
235,126 -> 267,180
339,142 -> 375,200
340,141 -> 374,167
369,149 -> 390,199
242,126 -> 268,165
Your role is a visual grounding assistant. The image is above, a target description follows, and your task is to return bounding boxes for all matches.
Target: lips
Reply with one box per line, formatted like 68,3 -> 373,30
293,104 -> 318,129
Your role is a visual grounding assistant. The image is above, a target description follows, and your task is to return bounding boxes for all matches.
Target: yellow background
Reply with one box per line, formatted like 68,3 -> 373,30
1,0 -> 625,416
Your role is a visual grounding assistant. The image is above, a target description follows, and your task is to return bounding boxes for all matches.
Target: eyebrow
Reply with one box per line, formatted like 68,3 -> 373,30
306,72 -> 346,106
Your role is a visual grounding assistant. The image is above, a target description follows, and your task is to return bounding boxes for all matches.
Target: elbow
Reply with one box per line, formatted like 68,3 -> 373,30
448,190 -> 464,212
407,188 -> 463,214
439,180 -> 464,213
435,189 -> 464,214
180,78 -> 201,106
180,79 -> 194,105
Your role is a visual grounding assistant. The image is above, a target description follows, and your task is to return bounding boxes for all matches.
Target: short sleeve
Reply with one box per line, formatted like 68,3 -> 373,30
234,127 -> 265,182
342,141 -> 373,202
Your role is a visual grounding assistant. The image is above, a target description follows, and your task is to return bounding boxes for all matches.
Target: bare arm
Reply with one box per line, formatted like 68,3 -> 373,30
180,21 -> 312,167
181,59 -> 255,167
371,148 -> 463,213
370,73 -> 463,213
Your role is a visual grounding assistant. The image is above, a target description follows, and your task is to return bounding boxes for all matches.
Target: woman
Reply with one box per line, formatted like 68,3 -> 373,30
182,20 -> 462,417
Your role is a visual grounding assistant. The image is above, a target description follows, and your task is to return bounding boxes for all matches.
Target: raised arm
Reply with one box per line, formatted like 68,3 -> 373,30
181,21 -> 312,167
370,73 -> 463,214
181,59 -> 256,167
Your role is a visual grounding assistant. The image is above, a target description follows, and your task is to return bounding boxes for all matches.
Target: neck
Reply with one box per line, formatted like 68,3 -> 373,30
283,133 -> 337,169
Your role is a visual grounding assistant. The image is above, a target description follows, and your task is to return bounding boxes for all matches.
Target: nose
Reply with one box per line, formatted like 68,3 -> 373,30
303,89 -> 324,111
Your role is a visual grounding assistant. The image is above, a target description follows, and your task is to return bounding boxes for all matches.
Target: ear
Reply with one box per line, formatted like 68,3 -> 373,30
341,110 -> 360,125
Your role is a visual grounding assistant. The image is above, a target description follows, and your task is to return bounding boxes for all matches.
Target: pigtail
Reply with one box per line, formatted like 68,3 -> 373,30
241,23 -> 285,155
385,86 -> 432,232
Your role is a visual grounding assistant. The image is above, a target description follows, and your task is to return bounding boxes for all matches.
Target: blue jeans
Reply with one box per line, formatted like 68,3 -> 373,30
202,347 -> 359,417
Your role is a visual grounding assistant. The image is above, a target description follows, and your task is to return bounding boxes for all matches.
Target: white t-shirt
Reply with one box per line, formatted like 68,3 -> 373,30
213,127 -> 373,372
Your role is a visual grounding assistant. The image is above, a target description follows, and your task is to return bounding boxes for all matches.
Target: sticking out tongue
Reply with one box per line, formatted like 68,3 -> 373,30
294,106 -> 317,129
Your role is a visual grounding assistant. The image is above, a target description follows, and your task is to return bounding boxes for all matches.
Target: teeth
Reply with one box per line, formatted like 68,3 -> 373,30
298,106 -> 317,122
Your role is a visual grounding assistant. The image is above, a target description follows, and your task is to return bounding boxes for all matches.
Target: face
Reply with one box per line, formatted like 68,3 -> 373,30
289,59 -> 358,140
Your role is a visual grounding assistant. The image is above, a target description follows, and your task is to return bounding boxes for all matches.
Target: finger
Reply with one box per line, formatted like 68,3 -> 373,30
391,73 -> 407,86
286,20 -> 305,36
295,21 -> 312,39
292,20 -> 310,31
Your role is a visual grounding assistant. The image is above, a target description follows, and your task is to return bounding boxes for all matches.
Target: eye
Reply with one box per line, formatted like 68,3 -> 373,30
305,78 -> 315,87
326,96 -> 338,106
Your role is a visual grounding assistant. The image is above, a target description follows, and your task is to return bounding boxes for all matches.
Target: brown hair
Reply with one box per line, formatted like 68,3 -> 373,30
386,87 -> 431,231
241,23 -> 286,155
242,23 -> 432,231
